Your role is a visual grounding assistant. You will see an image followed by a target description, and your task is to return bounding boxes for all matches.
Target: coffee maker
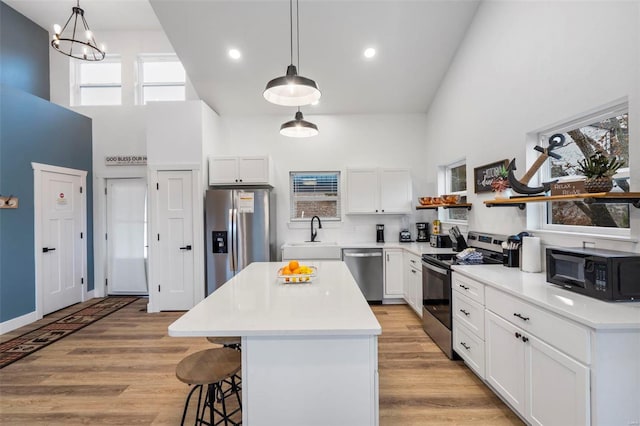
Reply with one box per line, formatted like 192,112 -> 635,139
416,223 -> 429,242
376,224 -> 385,243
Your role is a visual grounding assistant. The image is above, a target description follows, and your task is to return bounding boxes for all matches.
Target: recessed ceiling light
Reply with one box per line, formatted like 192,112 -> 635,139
364,48 -> 376,59
228,49 -> 241,60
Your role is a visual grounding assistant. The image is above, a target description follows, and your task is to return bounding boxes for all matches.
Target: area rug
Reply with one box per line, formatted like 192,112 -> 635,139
0,296 -> 138,369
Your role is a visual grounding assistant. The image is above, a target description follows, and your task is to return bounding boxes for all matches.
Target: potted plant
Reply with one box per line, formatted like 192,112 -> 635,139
491,165 -> 511,198
576,152 -> 625,193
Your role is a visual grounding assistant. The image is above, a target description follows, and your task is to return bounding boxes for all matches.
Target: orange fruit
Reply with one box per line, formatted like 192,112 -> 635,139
288,260 -> 299,271
292,268 -> 301,275
282,267 -> 292,275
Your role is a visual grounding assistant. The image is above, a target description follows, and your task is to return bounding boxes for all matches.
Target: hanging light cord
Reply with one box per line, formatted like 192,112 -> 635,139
296,0 -> 300,70
289,0 -> 294,65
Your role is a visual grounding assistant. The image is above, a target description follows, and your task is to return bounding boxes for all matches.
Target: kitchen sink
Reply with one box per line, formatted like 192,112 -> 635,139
281,242 -> 341,260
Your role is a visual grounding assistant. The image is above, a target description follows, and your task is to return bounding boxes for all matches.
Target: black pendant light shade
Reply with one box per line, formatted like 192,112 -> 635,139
264,65 -> 321,107
280,110 -> 319,138
51,1 -> 105,61
264,0 -> 321,107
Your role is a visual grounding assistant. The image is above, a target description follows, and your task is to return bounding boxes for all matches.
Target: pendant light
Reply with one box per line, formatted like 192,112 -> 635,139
280,108 -> 319,138
264,0 -> 321,106
51,0 -> 105,61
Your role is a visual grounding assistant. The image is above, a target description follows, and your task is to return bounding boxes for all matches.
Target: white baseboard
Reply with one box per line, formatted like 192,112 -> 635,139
85,290 -> 95,300
0,311 -> 38,335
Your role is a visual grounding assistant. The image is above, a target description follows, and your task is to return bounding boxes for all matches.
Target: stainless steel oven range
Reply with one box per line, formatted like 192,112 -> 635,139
421,231 -> 506,359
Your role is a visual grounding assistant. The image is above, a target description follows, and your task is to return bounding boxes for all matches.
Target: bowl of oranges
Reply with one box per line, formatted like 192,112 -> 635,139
278,260 -> 317,283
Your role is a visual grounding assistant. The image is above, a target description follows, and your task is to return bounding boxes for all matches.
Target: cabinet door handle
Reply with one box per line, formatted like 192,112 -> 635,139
521,336 -> 529,343
459,309 -> 470,316
460,285 -> 470,290
460,342 -> 471,350
515,332 -> 521,339
42,247 -> 56,253
179,245 -> 192,251
514,313 -> 530,321
411,269 -> 417,274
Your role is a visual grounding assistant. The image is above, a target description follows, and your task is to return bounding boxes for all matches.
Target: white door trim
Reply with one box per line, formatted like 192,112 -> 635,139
146,166 -> 204,313
32,162 -> 88,320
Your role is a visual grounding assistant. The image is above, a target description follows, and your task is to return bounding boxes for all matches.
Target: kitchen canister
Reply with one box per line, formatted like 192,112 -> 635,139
520,236 -> 542,273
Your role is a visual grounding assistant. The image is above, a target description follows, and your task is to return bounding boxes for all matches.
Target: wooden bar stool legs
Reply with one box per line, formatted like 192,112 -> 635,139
176,347 -> 242,425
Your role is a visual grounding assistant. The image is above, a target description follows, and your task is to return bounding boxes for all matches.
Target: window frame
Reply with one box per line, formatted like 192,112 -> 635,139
289,171 -> 342,223
439,159 -> 468,224
530,100 -> 630,238
71,54 -> 122,106
136,54 -> 186,105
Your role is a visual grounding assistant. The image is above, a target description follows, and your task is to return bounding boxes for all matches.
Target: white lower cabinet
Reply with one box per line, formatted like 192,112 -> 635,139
384,249 -> 404,297
452,289 -> 486,377
403,252 -> 422,317
485,310 -> 589,426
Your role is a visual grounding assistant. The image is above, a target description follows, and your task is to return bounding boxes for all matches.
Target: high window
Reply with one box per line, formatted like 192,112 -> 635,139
290,172 -> 341,221
441,160 -> 468,222
137,55 -> 186,104
72,55 -> 121,106
536,102 -> 629,235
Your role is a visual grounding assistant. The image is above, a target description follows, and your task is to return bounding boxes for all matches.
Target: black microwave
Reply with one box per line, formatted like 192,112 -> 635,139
546,247 -> 640,301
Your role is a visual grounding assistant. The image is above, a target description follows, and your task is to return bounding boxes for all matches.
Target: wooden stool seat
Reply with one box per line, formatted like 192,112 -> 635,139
176,348 -> 240,385
206,336 -> 241,347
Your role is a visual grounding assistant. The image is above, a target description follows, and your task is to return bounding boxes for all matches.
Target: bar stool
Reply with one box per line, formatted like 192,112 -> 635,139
206,336 -> 241,350
176,347 -> 242,425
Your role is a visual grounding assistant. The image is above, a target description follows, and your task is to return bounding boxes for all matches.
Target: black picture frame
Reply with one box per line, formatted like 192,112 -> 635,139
474,159 -> 509,193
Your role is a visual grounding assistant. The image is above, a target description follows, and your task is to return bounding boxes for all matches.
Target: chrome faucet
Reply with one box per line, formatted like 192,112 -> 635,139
310,215 -> 322,242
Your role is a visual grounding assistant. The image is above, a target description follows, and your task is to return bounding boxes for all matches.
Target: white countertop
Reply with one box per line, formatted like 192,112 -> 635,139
452,265 -> 640,330
281,241 -> 455,257
168,261 -> 382,337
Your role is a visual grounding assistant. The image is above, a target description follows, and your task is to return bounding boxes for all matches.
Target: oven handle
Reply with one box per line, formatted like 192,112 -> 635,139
422,260 -> 449,275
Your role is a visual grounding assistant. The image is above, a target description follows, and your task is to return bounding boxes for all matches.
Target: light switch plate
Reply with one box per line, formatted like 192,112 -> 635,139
0,196 -> 19,209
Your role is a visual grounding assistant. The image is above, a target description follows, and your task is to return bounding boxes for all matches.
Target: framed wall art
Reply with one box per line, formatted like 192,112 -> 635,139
474,159 -> 509,193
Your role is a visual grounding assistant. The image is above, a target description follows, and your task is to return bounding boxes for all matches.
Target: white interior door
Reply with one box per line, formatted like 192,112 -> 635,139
106,178 -> 148,295
41,170 -> 83,314
157,171 -> 194,310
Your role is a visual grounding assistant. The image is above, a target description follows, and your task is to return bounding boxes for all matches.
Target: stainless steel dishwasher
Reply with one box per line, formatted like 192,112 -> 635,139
341,248 -> 383,303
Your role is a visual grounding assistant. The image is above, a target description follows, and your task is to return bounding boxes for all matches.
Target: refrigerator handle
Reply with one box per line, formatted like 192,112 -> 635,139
229,208 -> 236,272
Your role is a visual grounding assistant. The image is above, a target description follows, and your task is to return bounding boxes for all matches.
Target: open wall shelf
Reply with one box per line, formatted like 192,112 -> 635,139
484,192 -> 640,210
416,203 -> 473,211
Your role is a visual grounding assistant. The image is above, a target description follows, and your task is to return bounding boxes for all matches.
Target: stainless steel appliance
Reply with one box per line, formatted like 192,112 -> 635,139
430,234 -> 452,248
399,229 -> 412,243
342,248 -> 383,302
376,224 -> 385,243
416,223 -> 429,242
546,247 -> 640,301
205,188 -> 276,295
422,231 -> 506,359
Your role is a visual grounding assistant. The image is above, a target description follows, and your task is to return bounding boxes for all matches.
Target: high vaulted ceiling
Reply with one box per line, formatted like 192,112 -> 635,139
5,0 -> 480,115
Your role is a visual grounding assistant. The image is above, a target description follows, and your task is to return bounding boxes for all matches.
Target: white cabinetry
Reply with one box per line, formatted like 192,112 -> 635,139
481,283 -> 590,426
209,156 -> 270,185
384,249 -> 403,297
452,287 -> 485,377
346,168 -> 411,214
403,252 -> 422,316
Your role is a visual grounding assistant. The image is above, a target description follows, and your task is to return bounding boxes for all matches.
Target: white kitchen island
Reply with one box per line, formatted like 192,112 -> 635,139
169,261 -> 382,426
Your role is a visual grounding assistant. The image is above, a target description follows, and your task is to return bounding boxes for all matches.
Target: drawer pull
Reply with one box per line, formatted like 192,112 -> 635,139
460,342 -> 471,350
522,336 -> 529,343
459,309 -> 470,316
513,313 -> 530,321
459,284 -> 470,290
515,332 -> 521,339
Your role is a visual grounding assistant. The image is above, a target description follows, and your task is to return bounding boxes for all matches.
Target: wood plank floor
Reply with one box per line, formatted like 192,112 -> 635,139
0,299 -> 523,425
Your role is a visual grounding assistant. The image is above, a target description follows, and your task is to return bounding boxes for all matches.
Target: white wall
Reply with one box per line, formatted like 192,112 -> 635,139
216,113 -> 435,248
423,0 -> 640,252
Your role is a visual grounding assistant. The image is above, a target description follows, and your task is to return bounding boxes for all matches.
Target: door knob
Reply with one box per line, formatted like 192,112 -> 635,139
179,245 -> 192,251
42,247 -> 56,253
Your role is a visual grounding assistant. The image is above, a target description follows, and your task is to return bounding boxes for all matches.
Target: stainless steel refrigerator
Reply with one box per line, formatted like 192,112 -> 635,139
205,188 -> 276,295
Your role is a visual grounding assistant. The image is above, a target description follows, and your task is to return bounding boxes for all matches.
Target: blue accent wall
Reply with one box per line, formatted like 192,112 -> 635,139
0,2 -> 94,323
0,2 -> 50,100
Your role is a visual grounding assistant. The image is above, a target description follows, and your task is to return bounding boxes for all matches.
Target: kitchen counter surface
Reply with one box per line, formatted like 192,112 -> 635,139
452,264 -> 640,330
168,261 -> 381,337
281,241 -> 455,257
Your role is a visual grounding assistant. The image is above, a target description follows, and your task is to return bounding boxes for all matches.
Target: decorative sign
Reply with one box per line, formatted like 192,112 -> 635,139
105,155 -> 147,166
237,192 -> 255,213
474,159 -> 509,193
550,180 -> 586,196
57,192 -> 68,205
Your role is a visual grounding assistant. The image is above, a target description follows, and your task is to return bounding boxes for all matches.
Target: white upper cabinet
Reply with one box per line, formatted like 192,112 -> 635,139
209,156 -> 270,185
346,168 -> 411,214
